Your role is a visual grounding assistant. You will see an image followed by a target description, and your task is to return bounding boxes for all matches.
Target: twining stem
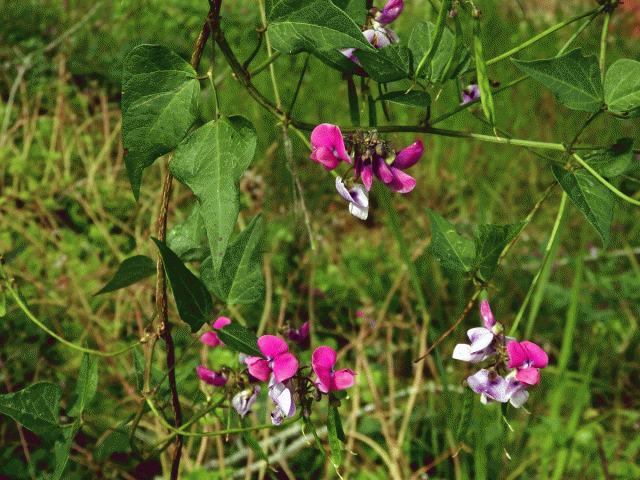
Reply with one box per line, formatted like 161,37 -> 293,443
146,2 -> 220,479
0,274 -> 139,357
572,153 -> 640,207
509,191 -> 569,338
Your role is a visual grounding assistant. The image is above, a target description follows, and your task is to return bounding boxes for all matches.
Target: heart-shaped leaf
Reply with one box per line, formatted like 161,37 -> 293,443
215,323 -> 262,357
584,138 -> 636,177
473,221 -> 526,281
512,49 -> 603,113
426,208 -> 476,272
95,255 -> 156,295
152,238 -> 213,332
552,165 -> 615,248
0,382 -> 61,438
121,45 -> 199,200
604,59 -> 640,118
201,214 -> 265,305
170,116 -> 257,273
268,0 -> 374,55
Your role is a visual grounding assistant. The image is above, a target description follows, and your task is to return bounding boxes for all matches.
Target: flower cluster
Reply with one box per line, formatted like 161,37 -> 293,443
452,301 -> 549,408
310,124 -> 424,220
340,0 -> 403,67
197,319 -> 356,424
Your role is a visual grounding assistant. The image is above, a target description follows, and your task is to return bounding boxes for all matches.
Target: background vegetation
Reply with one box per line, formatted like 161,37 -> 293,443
1,0 -> 640,478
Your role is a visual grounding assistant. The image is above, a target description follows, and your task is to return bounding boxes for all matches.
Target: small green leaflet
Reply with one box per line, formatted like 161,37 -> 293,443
552,166 -> 615,248
152,238 -> 213,332
215,323 -> 262,357
473,19 -> 496,126
583,138 -> 636,177
512,49 -> 603,113
355,45 -> 412,83
167,202 -> 210,263
121,45 -> 200,200
473,222 -> 526,281
378,90 -> 431,108
201,214 -> 265,305
0,382 -> 62,439
604,59 -> 640,118
426,208 -> 475,272
95,255 -> 156,295
66,354 -> 98,417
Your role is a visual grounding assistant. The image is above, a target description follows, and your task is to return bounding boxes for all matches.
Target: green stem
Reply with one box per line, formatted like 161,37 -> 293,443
558,6 -> 603,57
2,280 -> 139,357
572,152 -> 640,207
414,0 -> 453,81
461,6 -> 600,75
510,191 -> 569,338
249,52 -> 281,78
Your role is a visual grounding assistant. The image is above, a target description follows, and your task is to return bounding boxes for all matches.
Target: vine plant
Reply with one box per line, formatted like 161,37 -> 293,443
1,0 -> 639,478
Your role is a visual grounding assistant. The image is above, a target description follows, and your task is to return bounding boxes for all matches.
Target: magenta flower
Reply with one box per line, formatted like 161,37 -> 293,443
200,317 -> 231,348
310,124 -> 352,171
232,386 -> 261,418
244,335 -> 299,383
507,341 -> 548,385
466,369 -> 529,408
268,374 -> 296,425
286,321 -> 310,344
461,84 -> 480,105
312,346 -> 356,393
374,0 -> 403,25
354,140 -> 424,193
336,176 -> 369,220
197,366 -> 228,387
480,300 -> 495,329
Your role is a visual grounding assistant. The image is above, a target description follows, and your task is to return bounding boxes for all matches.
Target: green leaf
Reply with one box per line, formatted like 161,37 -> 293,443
604,59 -> 640,118
473,19 -> 495,125
552,166 -> 615,248
167,202 -> 210,262
327,406 -> 343,466
152,238 -> 213,332
409,21 -> 471,83
303,416 -> 327,457
512,49 -> 603,113
214,323 -> 262,357
332,0 -> 367,24
455,388 -> 475,443
473,221 -> 526,281
378,90 -> 431,108
170,115 -> 257,273
426,208 -> 476,272
95,255 -> 156,295
66,354 -> 98,417
347,76 -> 360,126
355,45 -> 412,83
0,382 -> 61,438
240,417 -> 269,462
0,291 -> 6,317
201,214 -> 265,305
52,419 -> 81,480
268,0 -> 375,55
121,45 -> 200,200
584,138 -> 636,177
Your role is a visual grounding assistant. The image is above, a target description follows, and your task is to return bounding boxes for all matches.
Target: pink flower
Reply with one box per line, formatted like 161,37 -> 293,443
200,317 -> 231,348
480,300 -> 495,329
197,366 -> 227,386
310,124 -> 352,170
374,0 -> 403,25
507,341 -> 549,385
312,346 -> 356,393
244,335 -> 299,383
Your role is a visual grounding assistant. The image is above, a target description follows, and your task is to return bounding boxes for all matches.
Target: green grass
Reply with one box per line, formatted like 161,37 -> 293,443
1,0 -> 640,479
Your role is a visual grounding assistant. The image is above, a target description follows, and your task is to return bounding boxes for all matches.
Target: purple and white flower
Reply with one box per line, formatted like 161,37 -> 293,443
336,176 -> 369,220
268,374 -> 296,425
231,386 -> 261,418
